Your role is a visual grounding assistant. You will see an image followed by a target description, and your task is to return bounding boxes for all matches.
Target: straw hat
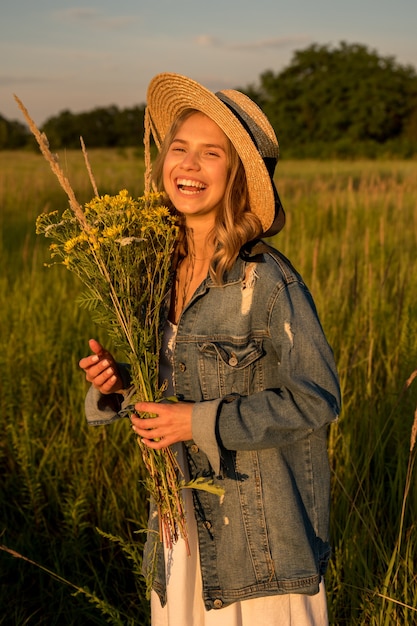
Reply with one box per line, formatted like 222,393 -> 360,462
146,72 -> 285,236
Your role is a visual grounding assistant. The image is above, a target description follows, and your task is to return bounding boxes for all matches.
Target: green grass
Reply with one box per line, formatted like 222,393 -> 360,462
1,149 -> 416,624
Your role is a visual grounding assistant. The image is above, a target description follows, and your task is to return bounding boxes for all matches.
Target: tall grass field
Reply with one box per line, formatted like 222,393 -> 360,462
1,148 -> 416,625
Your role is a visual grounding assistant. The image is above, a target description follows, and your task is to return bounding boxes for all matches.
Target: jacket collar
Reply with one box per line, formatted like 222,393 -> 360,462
206,239 -> 269,287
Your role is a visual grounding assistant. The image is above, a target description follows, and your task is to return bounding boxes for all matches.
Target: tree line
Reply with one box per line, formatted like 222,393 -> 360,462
0,105 -> 146,151
2,42 -> 417,158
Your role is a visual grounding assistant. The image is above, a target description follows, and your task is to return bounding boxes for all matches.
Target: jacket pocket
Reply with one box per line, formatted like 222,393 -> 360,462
197,338 -> 264,399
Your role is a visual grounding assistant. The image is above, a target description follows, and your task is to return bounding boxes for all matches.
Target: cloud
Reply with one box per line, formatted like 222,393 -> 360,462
53,7 -> 138,30
194,34 -> 309,52
194,35 -> 223,47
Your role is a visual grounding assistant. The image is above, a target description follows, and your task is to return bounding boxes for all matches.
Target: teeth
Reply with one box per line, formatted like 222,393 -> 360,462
177,179 -> 206,190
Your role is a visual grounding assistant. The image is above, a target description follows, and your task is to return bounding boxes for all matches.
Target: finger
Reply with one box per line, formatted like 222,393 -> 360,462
86,363 -> 116,386
130,413 -> 156,426
138,435 -> 168,450
79,353 -> 100,370
79,339 -> 104,370
134,401 -> 160,415
83,356 -> 111,379
98,373 -> 118,393
88,338 -> 104,355
131,414 -> 160,433
132,424 -> 167,448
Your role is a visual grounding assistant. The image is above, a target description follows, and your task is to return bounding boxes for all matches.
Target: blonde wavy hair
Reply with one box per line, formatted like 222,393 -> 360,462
151,109 -> 263,284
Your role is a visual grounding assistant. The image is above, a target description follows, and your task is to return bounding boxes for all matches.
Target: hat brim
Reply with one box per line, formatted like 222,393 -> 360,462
146,73 -> 284,235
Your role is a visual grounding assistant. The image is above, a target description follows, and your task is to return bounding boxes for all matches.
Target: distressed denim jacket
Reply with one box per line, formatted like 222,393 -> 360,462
85,240 -> 341,611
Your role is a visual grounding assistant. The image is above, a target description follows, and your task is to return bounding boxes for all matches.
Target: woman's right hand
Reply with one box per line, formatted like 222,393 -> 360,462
79,338 -> 124,395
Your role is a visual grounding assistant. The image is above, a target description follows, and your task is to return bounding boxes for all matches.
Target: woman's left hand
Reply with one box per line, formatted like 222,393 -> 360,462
131,401 -> 194,449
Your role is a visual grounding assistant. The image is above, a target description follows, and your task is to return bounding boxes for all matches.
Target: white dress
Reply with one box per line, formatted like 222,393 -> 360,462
151,321 -> 329,626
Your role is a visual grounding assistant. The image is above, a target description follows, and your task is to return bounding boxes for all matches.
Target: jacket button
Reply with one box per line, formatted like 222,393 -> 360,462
228,354 -> 238,366
213,599 -> 223,609
190,444 -> 199,454
179,362 -> 186,372
203,520 -> 212,530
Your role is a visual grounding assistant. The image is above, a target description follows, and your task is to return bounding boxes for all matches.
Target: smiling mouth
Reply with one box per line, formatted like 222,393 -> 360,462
176,178 -> 207,194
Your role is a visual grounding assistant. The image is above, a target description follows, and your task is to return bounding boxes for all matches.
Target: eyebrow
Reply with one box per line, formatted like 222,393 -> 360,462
171,138 -> 227,151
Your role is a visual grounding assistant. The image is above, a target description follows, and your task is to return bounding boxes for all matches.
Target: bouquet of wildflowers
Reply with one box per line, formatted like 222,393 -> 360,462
36,189 -> 178,407
14,95 -> 189,552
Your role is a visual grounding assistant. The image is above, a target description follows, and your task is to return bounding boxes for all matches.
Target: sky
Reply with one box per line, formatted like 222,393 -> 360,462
1,0 -> 417,126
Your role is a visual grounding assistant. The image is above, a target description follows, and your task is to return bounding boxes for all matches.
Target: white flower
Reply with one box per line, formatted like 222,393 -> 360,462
116,236 -> 145,246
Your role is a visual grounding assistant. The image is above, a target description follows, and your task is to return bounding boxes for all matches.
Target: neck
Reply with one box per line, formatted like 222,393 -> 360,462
184,223 -> 216,262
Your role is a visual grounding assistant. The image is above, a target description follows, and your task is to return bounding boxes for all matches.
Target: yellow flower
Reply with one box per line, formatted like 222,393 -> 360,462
102,225 -> 123,239
64,237 -> 79,253
63,234 -> 87,253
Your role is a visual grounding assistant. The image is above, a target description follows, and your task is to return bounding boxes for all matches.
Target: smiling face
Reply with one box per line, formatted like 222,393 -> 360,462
162,112 -> 230,228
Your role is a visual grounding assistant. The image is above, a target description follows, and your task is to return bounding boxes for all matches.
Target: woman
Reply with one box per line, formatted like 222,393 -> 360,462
80,73 -> 341,625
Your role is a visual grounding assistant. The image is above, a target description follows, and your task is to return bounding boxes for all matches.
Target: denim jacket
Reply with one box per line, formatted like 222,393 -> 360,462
85,240 -> 340,611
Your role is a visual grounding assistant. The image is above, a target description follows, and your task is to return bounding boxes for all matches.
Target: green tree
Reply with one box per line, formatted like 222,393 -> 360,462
0,114 -> 29,149
41,105 -> 146,149
253,42 -> 417,155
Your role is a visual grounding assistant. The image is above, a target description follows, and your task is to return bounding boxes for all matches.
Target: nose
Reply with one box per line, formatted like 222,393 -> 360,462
180,150 -> 200,170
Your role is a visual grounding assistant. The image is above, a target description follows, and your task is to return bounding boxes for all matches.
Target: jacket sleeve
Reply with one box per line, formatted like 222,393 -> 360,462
192,280 -> 340,474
